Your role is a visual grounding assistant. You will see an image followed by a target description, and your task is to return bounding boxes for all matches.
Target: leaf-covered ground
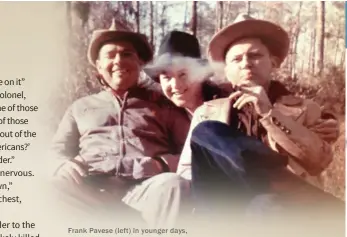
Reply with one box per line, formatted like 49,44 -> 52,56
321,118 -> 345,200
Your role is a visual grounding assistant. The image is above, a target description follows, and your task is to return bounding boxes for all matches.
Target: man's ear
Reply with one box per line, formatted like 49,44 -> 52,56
96,59 -> 102,71
138,58 -> 145,67
270,56 -> 280,68
95,58 -> 107,87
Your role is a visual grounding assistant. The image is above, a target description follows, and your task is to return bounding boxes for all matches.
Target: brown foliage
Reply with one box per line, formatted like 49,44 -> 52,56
273,66 -> 345,199
50,2 -> 345,199
322,120 -> 345,199
273,65 -> 345,115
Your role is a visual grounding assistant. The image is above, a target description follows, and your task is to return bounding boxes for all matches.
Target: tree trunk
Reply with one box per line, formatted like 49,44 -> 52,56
135,1 -> 140,33
246,1 -> 251,15
118,2 -> 125,20
149,1 -> 154,48
216,1 -> 223,32
160,3 -> 167,40
310,29 -> 316,74
334,25 -> 341,65
291,2 -> 303,79
225,1 -> 233,23
315,1 -> 325,75
191,1 -> 197,36
300,55 -> 305,74
283,18 -> 296,74
340,49 -> 345,69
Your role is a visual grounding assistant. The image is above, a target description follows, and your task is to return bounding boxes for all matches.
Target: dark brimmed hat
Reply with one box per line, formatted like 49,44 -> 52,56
87,19 -> 153,67
157,30 -> 201,58
207,14 -> 290,66
144,31 -> 205,80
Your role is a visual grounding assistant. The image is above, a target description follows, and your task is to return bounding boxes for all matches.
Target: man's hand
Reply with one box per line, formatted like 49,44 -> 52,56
309,118 -> 340,142
55,156 -> 88,184
229,81 -> 273,116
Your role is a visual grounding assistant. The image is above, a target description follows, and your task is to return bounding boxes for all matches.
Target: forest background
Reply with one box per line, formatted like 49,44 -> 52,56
49,1 -> 346,200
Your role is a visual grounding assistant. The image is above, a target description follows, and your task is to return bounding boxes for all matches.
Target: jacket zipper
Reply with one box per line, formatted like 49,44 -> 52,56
111,91 -> 128,176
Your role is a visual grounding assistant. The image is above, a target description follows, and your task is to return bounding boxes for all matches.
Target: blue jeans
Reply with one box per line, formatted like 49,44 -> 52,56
190,120 -> 288,217
190,121 -> 344,233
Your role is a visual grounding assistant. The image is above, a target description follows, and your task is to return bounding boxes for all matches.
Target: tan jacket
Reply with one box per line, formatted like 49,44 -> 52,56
177,95 -> 338,181
50,87 -> 190,180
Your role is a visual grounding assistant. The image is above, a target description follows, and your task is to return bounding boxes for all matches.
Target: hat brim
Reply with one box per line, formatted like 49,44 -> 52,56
207,20 -> 289,65
88,31 -> 153,67
143,54 -> 210,82
143,54 -> 172,81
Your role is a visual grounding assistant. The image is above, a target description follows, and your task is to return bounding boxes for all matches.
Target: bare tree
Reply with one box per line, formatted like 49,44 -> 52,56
339,49 -> 345,69
332,15 -> 344,66
216,1 -> 224,32
159,3 -> 168,40
308,29 -> 314,74
311,29 -> 316,74
135,1 -> 140,33
149,1 -> 154,48
290,2 -> 303,79
72,1 -> 90,27
333,26 -> 341,65
191,1 -> 198,36
246,1 -> 251,15
223,2 -> 243,24
315,1 -> 325,75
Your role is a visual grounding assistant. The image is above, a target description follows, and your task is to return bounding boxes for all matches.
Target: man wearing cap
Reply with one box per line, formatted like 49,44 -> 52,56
177,14 -> 342,223
49,20 -> 190,220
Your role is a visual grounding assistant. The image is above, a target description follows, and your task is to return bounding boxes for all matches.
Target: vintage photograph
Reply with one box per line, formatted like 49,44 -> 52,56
1,1 -> 344,237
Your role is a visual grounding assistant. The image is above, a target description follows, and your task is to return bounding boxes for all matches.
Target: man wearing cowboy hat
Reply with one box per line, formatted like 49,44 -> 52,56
177,14 -> 342,227
49,20 -> 190,220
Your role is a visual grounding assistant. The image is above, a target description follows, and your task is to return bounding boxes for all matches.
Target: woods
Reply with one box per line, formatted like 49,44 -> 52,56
52,1 -> 345,199
316,1 -> 325,76
62,1 -> 345,110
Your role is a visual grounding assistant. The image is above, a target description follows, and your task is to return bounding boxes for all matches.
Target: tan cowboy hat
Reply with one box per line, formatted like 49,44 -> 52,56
207,14 -> 290,65
87,19 -> 153,67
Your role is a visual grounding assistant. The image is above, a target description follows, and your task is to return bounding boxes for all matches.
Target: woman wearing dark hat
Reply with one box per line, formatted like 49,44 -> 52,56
122,31 -> 230,228
144,30 -> 230,116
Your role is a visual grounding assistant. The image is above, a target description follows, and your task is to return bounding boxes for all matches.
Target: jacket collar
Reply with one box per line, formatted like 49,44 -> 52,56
267,80 -> 292,105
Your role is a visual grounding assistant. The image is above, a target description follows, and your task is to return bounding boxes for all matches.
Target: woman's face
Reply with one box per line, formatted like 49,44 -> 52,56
159,67 -> 202,110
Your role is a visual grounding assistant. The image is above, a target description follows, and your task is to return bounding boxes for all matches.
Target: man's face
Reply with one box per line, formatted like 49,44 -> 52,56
96,41 -> 142,93
159,67 -> 201,109
224,38 -> 274,88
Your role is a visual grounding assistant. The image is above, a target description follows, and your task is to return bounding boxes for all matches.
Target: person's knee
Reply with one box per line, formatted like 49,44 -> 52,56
192,121 -> 228,136
191,121 -> 242,147
152,173 -> 189,191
